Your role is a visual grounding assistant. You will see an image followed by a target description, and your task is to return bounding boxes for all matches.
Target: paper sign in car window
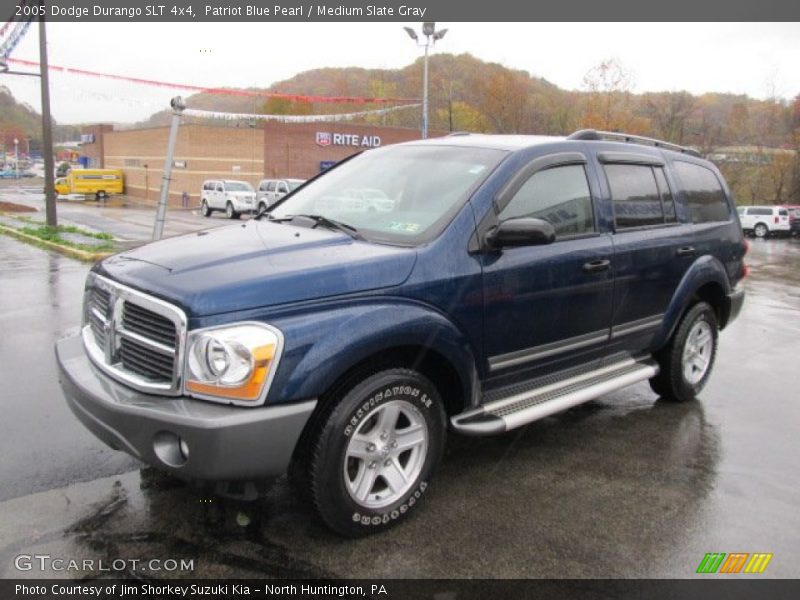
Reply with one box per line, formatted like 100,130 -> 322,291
388,222 -> 421,233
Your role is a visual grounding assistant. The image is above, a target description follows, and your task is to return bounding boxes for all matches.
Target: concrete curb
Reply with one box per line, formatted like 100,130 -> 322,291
0,224 -> 114,262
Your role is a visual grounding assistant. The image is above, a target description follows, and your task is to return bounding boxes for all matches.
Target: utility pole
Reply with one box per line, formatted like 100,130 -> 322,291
152,97 -> 185,240
39,14 -> 57,227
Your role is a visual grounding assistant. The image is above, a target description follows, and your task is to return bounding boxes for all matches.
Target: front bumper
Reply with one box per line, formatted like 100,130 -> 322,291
56,335 -> 315,482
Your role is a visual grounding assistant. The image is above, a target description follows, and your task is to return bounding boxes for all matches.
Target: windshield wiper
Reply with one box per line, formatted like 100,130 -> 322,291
278,214 -> 364,241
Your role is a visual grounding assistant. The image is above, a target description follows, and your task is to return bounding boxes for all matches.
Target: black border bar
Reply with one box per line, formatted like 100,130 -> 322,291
4,0 -> 800,22
4,579 -> 800,600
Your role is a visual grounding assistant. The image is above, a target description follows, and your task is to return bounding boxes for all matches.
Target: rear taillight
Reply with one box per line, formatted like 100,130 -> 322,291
774,216 -> 779,224
742,264 -> 750,278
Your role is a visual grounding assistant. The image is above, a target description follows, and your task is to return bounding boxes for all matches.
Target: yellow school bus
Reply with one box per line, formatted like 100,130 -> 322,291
54,169 -> 124,200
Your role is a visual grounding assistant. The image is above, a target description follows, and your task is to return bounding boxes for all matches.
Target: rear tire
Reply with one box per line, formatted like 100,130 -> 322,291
649,302 -> 718,402
302,368 -> 446,537
95,191 -> 107,202
201,200 -> 211,217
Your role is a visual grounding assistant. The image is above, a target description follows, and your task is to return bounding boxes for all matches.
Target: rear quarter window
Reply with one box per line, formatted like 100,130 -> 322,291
749,207 -> 772,216
674,161 -> 732,223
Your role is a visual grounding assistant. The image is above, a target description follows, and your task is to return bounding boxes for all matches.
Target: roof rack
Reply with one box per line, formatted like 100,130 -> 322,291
567,129 -> 701,158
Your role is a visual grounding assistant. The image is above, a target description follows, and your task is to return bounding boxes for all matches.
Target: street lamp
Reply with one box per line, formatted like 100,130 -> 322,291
14,138 -> 19,179
404,22 -> 448,139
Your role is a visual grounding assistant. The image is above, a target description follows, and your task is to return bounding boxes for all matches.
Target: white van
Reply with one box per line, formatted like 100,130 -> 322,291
200,180 -> 256,219
737,205 -> 790,238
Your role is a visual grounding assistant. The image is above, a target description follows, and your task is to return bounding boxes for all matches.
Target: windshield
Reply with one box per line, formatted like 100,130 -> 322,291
270,144 -> 506,244
287,179 -> 305,191
225,181 -> 253,192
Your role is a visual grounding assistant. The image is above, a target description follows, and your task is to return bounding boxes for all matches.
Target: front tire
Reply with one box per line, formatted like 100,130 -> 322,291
754,222 -> 768,238
225,201 -> 239,219
201,200 -> 211,217
304,369 -> 446,536
649,302 -> 718,402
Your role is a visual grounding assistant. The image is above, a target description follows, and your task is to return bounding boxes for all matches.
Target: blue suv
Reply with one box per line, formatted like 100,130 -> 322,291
56,129 -> 747,536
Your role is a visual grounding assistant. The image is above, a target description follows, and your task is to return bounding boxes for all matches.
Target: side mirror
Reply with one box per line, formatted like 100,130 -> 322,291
485,217 -> 555,249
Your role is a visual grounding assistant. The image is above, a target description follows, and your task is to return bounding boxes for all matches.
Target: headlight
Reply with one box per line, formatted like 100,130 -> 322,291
184,323 -> 283,404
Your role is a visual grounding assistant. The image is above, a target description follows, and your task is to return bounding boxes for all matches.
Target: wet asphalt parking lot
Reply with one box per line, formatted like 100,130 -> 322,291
0,190 -> 799,579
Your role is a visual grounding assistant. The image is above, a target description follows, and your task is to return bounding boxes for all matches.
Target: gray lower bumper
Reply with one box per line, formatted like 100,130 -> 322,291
56,335 -> 316,482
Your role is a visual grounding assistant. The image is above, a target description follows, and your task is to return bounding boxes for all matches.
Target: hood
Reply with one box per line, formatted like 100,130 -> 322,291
98,220 -> 417,317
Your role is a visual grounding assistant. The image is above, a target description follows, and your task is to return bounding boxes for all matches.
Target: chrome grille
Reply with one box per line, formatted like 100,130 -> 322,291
120,337 -> 174,380
88,287 -> 111,347
82,273 -> 187,395
122,302 -> 177,347
92,287 -> 111,315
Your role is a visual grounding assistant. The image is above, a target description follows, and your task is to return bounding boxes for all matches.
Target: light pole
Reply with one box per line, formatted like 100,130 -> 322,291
152,96 -> 185,241
14,138 -> 19,179
404,22 -> 448,139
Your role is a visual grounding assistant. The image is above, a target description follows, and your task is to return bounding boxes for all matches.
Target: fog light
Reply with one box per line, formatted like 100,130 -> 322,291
153,431 -> 189,468
179,438 -> 190,461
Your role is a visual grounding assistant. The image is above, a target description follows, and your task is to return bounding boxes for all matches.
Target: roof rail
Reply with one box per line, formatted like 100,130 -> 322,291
446,131 -> 471,137
567,129 -> 701,158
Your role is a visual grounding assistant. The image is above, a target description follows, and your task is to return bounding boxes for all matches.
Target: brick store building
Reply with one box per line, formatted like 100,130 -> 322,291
79,121 -> 437,206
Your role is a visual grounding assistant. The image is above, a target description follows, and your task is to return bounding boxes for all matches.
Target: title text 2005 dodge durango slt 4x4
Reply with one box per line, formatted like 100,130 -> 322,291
57,130 -> 747,536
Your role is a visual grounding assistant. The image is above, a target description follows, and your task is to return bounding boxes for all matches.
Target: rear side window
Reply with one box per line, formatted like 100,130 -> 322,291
499,164 -> 595,238
748,207 -> 772,216
267,181 -> 277,192
604,164 -> 665,229
674,162 -> 731,223
779,209 -> 788,216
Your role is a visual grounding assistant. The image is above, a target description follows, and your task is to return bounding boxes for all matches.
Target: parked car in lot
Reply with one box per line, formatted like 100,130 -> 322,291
737,205 -> 791,238
256,178 -> 305,212
57,130 -> 747,537
200,179 -> 256,219
780,205 -> 800,236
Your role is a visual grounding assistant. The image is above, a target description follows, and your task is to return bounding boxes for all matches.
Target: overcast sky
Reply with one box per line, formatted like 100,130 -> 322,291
3,22 -> 799,124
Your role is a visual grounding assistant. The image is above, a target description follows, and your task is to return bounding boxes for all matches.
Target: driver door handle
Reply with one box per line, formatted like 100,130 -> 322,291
583,259 -> 611,274
677,246 -> 696,257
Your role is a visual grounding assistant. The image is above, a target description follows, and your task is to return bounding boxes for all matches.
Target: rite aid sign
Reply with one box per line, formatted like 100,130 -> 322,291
316,131 -> 382,148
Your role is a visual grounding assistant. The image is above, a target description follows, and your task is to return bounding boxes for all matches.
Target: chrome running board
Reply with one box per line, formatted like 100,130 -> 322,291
451,358 -> 659,436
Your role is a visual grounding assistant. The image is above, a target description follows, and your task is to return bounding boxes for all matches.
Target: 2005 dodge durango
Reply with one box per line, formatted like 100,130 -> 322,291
56,129 -> 747,536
